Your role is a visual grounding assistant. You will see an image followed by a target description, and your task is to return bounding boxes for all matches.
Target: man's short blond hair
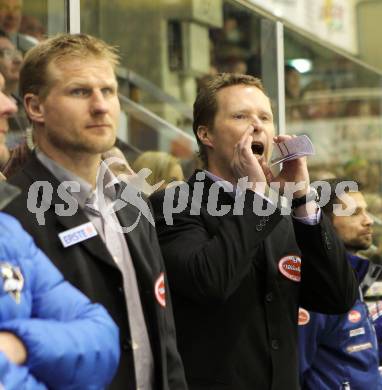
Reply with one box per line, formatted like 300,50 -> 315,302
20,33 -> 120,99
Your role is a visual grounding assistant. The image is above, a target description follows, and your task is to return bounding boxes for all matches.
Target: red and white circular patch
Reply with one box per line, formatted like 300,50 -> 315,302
278,255 -> 301,282
298,308 -> 310,326
348,310 -> 361,323
154,273 -> 166,307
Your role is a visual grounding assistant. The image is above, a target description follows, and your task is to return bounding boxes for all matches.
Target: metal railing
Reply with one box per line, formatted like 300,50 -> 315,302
116,67 -> 193,121
118,94 -> 197,147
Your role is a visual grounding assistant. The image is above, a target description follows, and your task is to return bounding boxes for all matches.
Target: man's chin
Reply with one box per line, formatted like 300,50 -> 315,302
348,242 -> 372,253
85,134 -> 116,155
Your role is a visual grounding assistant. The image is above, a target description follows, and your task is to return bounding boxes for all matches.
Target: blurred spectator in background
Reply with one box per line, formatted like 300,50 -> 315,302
0,33 -> 31,174
344,99 -> 372,118
170,135 -> 193,160
169,135 -> 196,179
285,65 -> 303,122
0,0 -> 21,36
102,145 -> 135,179
19,15 -> 45,42
218,56 -> 247,74
223,17 -> 242,45
246,53 -> 262,78
0,30 -> 22,96
0,0 -> 38,52
299,178 -> 382,389
344,156 -> 369,189
0,127 -> 9,169
285,65 -> 302,100
210,16 -> 247,73
0,31 -> 28,147
133,151 -> 184,193
2,132 -> 32,178
302,79 -> 332,120
0,71 -> 17,170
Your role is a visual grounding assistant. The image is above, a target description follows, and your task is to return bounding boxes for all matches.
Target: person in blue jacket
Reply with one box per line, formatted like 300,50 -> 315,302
0,78 -> 120,389
0,184 -> 120,389
299,178 -> 382,389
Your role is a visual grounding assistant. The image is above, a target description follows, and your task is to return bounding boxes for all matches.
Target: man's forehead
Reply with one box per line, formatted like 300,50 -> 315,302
216,84 -> 271,109
351,191 -> 367,207
338,191 -> 367,208
47,57 -> 117,84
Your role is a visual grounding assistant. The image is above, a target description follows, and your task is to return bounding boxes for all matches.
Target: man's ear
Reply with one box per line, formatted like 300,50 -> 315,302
196,125 -> 214,148
24,93 -> 45,124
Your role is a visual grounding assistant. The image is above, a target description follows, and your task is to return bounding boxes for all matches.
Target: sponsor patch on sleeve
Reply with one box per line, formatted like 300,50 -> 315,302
278,255 -> 301,282
348,310 -> 362,324
346,342 -> 373,353
154,272 -> 166,307
349,327 -> 365,337
298,308 -> 310,326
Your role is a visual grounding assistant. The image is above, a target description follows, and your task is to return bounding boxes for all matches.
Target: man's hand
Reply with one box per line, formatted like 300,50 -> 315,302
0,331 -> 27,365
272,135 -> 310,198
231,126 -> 271,191
271,135 -> 319,217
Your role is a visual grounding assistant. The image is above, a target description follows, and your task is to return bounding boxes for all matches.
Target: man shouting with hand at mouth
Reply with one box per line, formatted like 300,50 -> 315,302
150,73 -> 357,390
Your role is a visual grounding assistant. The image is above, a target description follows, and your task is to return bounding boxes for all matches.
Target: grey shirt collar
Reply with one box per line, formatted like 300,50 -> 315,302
36,149 -> 120,209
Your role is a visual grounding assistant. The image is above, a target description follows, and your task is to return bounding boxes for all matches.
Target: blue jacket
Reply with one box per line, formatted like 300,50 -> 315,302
0,211 -> 120,389
369,300 -> 382,362
298,254 -> 382,389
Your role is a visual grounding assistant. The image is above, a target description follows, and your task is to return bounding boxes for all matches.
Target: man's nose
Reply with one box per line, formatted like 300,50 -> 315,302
250,117 -> 264,132
0,92 -> 17,116
90,90 -> 109,115
363,211 -> 374,226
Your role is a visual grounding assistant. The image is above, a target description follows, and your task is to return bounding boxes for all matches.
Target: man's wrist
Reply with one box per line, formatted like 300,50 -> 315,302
292,184 -> 310,199
291,187 -> 319,210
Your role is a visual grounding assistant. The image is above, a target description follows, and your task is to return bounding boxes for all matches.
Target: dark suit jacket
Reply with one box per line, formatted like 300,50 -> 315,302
4,153 -> 187,390
150,171 -> 357,390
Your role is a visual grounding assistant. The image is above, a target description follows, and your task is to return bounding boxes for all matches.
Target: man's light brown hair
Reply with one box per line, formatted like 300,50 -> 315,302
193,72 -> 265,167
19,33 -> 120,100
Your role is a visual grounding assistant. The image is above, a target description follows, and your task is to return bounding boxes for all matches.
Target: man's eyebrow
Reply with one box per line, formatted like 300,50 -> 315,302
64,79 -> 117,86
229,108 -> 273,116
259,109 -> 273,116
230,108 -> 251,113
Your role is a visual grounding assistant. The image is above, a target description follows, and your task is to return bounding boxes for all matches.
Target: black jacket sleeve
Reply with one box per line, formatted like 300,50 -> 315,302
294,213 -> 358,314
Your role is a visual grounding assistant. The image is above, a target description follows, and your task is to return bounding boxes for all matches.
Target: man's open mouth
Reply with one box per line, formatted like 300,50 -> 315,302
251,142 -> 264,156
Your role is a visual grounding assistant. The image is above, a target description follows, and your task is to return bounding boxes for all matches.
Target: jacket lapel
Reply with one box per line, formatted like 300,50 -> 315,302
188,170 -> 236,209
22,154 -> 118,270
55,211 -> 118,269
115,192 -> 156,284
115,196 -> 162,362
